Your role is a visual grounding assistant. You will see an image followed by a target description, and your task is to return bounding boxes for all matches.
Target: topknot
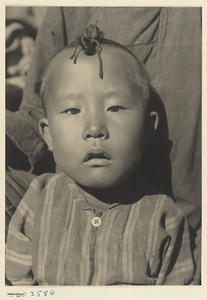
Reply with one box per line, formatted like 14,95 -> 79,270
40,25 -> 150,109
69,24 -> 148,81
70,24 -> 104,78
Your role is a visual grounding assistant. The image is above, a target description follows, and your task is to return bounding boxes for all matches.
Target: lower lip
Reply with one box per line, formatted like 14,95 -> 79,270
84,158 -> 111,166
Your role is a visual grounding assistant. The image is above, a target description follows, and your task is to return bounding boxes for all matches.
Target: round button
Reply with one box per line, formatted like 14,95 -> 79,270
91,217 -> 102,228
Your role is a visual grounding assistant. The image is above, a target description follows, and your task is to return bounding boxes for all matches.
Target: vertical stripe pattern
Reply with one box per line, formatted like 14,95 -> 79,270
122,203 -> 138,282
37,176 -> 57,282
6,173 -> 194,285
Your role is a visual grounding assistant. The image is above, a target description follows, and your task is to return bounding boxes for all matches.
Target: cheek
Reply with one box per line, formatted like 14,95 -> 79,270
48,124 -> 74,161
116,118 -> 145,150
53,136 -> 74,157
122,123 -> 145,168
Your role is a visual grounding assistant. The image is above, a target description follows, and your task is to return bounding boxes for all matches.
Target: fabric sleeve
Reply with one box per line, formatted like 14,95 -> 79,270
5,179 -> 38,285
156,203 -> 194,285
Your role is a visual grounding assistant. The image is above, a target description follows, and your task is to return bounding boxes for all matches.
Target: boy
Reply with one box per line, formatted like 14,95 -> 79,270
6,25 -> 194,285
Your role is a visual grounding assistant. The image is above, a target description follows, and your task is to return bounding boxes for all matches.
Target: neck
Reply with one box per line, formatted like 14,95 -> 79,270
75,172 -> 139,209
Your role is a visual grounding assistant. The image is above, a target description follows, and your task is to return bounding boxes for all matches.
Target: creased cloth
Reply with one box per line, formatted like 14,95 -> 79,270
5,167 -> 37,241
6,172 -> 194,285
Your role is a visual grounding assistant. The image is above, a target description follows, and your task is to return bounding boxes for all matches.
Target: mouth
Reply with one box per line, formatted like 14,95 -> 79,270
83,147 -> 111,166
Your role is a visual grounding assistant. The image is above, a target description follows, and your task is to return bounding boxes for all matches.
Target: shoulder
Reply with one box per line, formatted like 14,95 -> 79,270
137,178 -> 184,222
19,172 -> 73,213
30,172 -> 77,212
133,179 -> 188,237
30,172 -> 73,193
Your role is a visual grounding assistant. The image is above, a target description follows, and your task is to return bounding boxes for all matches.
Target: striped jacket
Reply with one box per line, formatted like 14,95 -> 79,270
6,173 -> 194,285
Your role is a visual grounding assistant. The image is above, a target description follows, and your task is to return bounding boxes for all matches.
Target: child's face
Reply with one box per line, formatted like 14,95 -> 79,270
40,50 -> 147,188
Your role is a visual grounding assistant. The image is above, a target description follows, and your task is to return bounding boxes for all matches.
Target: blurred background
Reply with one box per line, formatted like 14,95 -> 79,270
6,6 -> 46,111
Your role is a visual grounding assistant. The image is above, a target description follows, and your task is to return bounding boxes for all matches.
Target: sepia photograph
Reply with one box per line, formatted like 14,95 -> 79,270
2,1 -> 205,299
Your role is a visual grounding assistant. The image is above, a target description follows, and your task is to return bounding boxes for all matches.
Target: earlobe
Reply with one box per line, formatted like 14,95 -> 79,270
150,111 -> 159,130
39,118 -> 53,151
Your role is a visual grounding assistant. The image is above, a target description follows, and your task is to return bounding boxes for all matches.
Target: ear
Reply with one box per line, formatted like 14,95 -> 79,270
150,111 -> 159,130
39,118 -> 53,151
144,111 -> 159,145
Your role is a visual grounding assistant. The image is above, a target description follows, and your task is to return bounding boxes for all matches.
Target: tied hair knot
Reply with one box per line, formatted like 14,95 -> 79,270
70,24 -> 104,78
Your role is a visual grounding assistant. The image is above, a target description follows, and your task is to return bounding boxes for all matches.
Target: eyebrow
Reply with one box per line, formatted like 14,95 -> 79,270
58,91 -> 131,101
57,90 -> 141,103
103,91 -> 132,100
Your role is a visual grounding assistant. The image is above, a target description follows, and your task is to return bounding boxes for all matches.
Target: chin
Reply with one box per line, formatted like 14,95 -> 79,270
77,181 -> 116,189
75,175 -> 129,190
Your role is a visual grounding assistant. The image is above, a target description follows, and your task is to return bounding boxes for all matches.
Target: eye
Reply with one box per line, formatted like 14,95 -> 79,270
107,106 -> 126,112
63,108 -> 81,115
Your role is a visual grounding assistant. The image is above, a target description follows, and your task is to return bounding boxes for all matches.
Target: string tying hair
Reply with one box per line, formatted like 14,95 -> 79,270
69,24 -> 133,79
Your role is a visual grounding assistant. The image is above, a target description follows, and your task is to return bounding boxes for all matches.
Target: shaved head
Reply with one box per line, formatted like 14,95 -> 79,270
40,43 -> 150,113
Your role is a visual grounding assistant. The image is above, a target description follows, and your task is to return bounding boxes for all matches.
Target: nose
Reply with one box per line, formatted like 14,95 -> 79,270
82,114 -> 109,140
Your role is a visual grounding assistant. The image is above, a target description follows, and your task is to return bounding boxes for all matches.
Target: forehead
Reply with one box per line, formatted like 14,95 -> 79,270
52,46 -> 136,77
45,46 -> 146,104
